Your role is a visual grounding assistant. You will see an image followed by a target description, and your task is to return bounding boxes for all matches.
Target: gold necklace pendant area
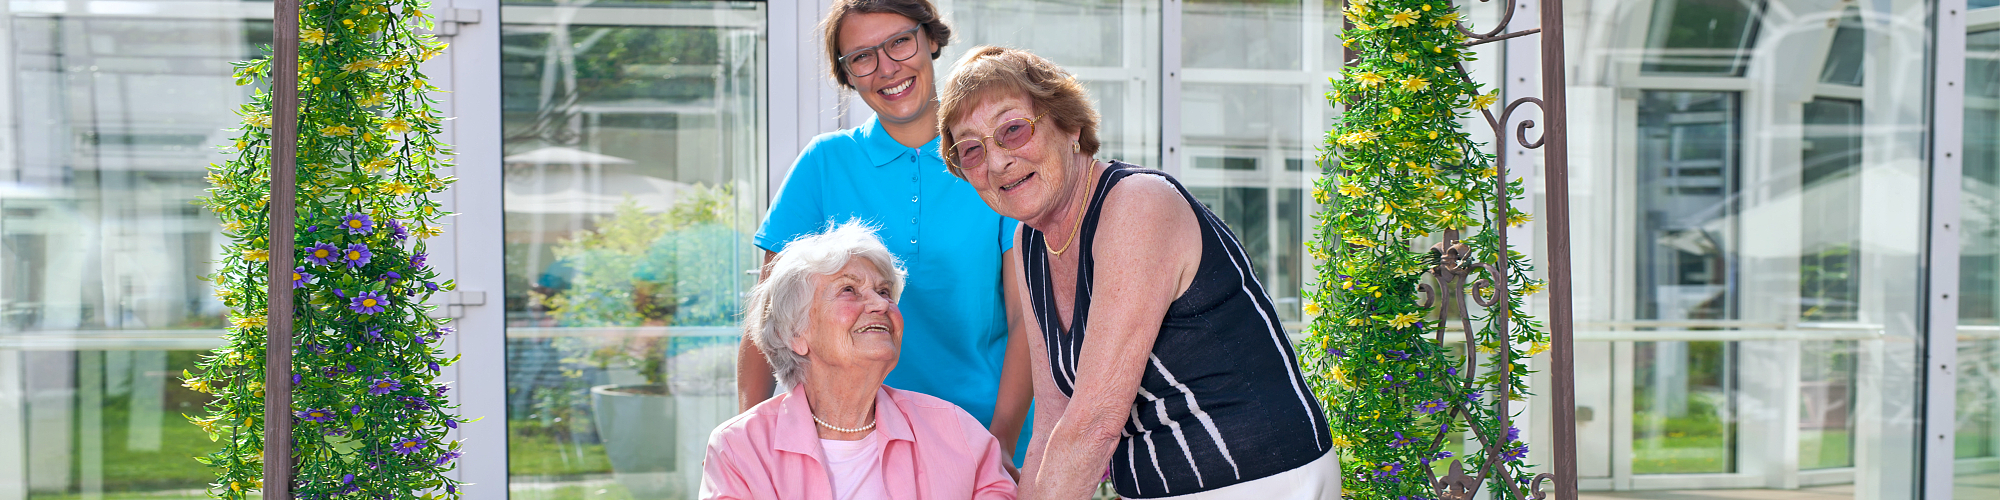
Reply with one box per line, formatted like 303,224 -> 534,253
1045,164 -> 1097,257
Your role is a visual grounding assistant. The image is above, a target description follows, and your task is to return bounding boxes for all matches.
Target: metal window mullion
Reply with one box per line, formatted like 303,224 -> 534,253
1925,0 -> 1967,498
1161,0 -> 1181,177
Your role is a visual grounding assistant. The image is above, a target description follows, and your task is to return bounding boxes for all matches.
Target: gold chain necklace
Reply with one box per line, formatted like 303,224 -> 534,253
1045,162 -> 1097,257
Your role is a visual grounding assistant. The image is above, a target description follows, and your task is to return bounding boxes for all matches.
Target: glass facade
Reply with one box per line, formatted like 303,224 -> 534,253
1564,0 -> 1931,495
0,1 -> 1992,499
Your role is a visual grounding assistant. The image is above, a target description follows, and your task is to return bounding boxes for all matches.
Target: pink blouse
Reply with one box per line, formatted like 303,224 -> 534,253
699,385 -> 1018,500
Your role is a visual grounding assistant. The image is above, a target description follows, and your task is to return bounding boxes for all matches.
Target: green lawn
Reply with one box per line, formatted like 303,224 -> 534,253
509,420 -> 615,477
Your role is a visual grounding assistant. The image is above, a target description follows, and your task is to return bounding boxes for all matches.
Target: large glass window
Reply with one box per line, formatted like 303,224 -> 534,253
1563,0 -> 1928,494
499,2 -> 765,499
0,6 -> 267,498
1958,24 -> 2000,500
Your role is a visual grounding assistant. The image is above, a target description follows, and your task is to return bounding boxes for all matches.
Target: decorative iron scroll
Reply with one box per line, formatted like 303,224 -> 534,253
1306,0 -> 1576,498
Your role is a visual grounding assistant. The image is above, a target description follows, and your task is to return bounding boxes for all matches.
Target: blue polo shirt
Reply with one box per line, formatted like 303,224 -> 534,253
756,116 -> 1026,457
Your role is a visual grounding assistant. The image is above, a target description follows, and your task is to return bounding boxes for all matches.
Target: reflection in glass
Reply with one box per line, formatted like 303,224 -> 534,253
1183,0 -> 1303,70
1637,91 -> 1738,323
1641,0 -> 1763,75
1818,8 -> 1865,86
1801,98 -> 1862,322
1959,28 -> 2000,499
944,0 -> 1160,168
1798,340 -> 1855,469
1633,341 -> 1735,474
500,3 -> 764,499
0,11 -> 267,499
1180,84 -> 1309,322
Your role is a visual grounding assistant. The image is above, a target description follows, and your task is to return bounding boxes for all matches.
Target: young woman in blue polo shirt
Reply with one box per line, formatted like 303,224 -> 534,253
735,0 -> 1032,467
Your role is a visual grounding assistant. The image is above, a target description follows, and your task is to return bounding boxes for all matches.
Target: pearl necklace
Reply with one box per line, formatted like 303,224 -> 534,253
812,413 -> 876,433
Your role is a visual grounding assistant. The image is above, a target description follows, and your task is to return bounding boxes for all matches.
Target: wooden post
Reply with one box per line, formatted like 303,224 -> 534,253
262,0 -> 299,497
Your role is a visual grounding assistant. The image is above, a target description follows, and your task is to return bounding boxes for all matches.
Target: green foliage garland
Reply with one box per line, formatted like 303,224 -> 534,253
188,1 -> 462,498
1301,0 -> 1549,498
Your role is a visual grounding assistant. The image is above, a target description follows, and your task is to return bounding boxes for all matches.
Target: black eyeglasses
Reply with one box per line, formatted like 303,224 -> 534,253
838,26 -> 923,78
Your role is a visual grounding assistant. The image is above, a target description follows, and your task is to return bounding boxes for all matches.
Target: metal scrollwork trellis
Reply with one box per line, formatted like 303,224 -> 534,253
1337,0 -> 1578,497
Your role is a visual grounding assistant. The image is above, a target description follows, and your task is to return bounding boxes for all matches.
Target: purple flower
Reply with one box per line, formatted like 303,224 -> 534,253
1446,366 -> 1458,376
292,267 -> 314,288
388,219 -> 408,240
364,326 -> 384,342
324,427 -> 347,437
294,408 -> 335,422
1466,391 -> 1483,401
342,243 -> 373,269
392,437 -> 424,455
379,271 -> 402,283
446,484 -> 455,494
399,396 -> 432,411
291,374 -> 302,385
1506,426 -> 1521,442
1501,445 -> 1529,462
340,213 -> 374,235
1416,399 -> 1448,414
306,225 -> 319,233
341,474 -> 354,485
410,252 -> 427,268
423,281 -> 439,292
304,243 -> 340,266
1328,347 -> 1346,358
435,384 -> 450,396
350,405 -> 363,415
427,361 -> 441,372
1374,462 -> 1404,477
444,418 -> 457,429
1388,431 -> 1415,448
434,451 -> 462,466
1382,374 -> 1395,382
367,378 -> 402,395
348,291 -> 389,315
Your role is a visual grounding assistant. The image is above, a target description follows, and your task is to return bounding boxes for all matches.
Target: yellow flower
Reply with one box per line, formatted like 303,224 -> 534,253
382,117 -> 412,133
310,76 -> 321,85
1428,130 -> 1440,140
222,221 -> 245,232
242,248 -> 268,261
1337,184 -> 1367,197
414,224 -> 444,239
1522,281 -> 1546,295
1303,302 -> 1322,316
1336,130 -> 1379,146
244,114 -> 271,128
1388,10 -> 1420,27
232,315 -> 265,329
1346,317 -> 1366,326
301,28 -> 329,45
1389,312 -> 1421,329
182,378 -> 211,393
1351,72 -> 1387,88
365,157 -> 396,172
1510,212 -> 1534,226
1344,235 -> 1378,247
341,59 -> 377,73
1332,366 -> 1351,387
321,125 -> 356,137
1471,91 -> 1500,109
1392,52 -> 1411,63
382,182 -> 414,196
1312,187 -> 1329,204
1479,166 -> 1499,178
357,93 -> 389,107
1527,341 -> 1550,356
1396,141 -> 1418,150
1433,12 -> 1463,28
1401,76 -> 1430,92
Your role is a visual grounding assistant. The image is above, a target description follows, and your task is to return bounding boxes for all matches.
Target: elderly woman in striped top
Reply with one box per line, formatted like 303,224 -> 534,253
938,46 -> 1339,500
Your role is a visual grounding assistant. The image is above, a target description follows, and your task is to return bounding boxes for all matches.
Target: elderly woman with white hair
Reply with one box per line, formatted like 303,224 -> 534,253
701,221 -> 1018,500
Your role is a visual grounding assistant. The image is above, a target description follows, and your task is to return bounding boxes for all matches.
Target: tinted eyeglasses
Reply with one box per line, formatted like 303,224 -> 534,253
838,27 -> 923,79
947,113 -> 1048,175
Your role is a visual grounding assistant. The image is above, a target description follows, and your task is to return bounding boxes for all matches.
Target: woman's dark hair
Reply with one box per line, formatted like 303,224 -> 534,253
821,0 -> 952,89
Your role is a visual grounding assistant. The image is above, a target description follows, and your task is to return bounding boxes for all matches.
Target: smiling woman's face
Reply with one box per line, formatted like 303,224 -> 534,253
948,93 -> 1084,231
837,12 -> 938,126
796,258 -> 903,375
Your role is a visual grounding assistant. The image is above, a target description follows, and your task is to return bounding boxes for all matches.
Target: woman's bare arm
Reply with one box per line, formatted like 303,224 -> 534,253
991,247 -> 1034,465
1022,175 -> 1200,500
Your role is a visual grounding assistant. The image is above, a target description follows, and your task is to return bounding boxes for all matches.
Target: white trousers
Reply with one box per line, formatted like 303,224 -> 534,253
1145,448 -> 1341,500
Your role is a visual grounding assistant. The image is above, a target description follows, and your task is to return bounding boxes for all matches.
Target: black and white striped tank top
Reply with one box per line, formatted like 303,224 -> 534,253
1023,162 -> 1331,498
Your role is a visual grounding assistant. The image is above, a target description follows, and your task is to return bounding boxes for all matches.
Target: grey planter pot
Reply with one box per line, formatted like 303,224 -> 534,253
590,384 -> 680,499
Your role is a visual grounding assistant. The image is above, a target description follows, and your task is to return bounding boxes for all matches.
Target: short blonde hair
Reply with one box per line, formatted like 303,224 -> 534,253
743,221 -> 907,387
938,46 -> 1101,177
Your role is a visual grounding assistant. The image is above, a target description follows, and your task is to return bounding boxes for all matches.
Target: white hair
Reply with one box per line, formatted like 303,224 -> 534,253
744,221 -> 907,388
